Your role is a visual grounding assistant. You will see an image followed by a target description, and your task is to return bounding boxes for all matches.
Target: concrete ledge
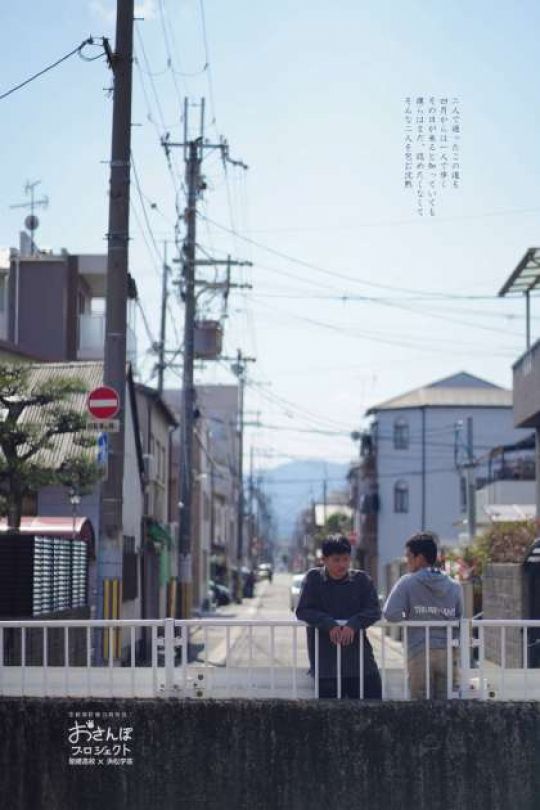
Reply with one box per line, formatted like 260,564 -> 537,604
1,698 -> 539,810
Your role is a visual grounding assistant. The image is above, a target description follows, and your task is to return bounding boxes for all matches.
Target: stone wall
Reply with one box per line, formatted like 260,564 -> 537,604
483,563 -> 528,666
0,698 -> 539,810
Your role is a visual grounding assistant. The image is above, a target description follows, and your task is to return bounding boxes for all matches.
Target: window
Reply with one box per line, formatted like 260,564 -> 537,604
394,480 -> 409,513
393,418 -> 409,450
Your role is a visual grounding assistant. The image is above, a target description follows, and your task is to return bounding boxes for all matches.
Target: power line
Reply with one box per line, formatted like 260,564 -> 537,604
157,0 -> 186,110
199,212 -> 507,300
129,174 -> 183,352
249,298 -> 519,357
198,0 -> 218,128
244,205 -> 540,233
0,38 -> 101,101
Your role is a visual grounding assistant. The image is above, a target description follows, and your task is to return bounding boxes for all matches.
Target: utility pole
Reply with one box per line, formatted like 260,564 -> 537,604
165,100 -> 249,618
157,241 -> 170,395
249,445 -> 255,565
230,349 -> 255,602
323,469 -> 328,527
466,417 -> 477,540
178,137 -> 201,620
100,0 -> 134,618
454,418 -> 477,541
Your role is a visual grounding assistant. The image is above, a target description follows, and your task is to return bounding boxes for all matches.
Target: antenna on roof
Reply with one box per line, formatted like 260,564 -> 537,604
10,180 -> 49,256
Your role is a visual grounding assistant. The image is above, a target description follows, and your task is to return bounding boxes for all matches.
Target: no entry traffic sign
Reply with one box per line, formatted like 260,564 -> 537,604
87,386 -> 120,420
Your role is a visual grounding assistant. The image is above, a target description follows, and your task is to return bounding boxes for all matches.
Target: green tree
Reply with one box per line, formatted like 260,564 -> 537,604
0,364 -> 102,529
324,511 -> 352,535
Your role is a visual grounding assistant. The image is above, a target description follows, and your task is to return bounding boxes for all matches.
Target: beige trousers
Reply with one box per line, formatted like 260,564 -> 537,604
408,648 -> 457,699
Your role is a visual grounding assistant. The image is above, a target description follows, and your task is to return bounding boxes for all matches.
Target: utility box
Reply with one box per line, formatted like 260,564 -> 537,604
194,320 -> 223,360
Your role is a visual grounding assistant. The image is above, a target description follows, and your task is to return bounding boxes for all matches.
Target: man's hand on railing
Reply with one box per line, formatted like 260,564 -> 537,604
329,627 -> 341,645
340,626 -> 355,646
328,626 -> 355,646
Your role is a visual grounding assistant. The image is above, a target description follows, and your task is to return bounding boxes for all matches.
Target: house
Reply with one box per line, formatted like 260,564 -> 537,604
474,433 -> 536,529
164,384 -> 240,611
135,383 -> 178,621
498,248 -> 540,517
5,248 -> 137,363
356,372 -> 525,592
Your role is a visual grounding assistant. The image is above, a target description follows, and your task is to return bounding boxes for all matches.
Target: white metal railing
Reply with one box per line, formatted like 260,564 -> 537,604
1,618 -> 540,700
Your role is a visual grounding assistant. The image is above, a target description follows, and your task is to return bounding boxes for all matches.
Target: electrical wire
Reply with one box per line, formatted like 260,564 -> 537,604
198,0 -> 218,128
198,212 -> 506,300
249,298 -> 519,357
0,38 -> 99,101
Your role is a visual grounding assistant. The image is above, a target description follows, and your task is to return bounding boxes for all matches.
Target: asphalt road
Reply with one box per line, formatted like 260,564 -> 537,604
189,571 -> 402,681
190,572 -> 311,672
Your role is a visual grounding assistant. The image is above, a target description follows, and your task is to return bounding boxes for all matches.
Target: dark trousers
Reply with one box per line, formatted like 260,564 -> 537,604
318,671 -> 382,700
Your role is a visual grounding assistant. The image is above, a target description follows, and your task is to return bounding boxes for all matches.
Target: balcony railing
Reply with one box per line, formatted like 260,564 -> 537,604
1,618 -> 540,700
77,314 -> 136,362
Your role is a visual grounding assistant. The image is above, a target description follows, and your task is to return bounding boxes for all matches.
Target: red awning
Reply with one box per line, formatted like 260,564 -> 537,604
0,516 -> 94,541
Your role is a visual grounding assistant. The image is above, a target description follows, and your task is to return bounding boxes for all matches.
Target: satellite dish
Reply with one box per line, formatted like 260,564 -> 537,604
25,214 -> 39,231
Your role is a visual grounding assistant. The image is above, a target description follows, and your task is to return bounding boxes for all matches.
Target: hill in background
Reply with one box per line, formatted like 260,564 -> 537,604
258,459 -> 351,540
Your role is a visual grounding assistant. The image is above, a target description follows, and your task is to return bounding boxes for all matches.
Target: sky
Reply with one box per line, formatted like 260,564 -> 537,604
1,0 -> 540,476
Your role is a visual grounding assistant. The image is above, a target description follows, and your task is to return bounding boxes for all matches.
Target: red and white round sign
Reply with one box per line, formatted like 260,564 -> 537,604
87,386 -> 120,420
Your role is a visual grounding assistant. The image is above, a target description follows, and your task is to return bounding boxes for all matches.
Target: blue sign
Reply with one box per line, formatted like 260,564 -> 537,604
97,432 -> 109,467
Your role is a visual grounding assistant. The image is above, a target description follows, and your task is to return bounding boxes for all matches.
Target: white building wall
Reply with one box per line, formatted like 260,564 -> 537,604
376,406 -> 526,591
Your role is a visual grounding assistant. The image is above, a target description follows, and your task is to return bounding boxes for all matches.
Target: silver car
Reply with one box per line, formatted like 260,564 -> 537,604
290,573 -> 306,612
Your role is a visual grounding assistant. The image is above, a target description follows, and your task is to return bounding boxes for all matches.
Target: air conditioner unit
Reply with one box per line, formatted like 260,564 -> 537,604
143,453 -> 157,482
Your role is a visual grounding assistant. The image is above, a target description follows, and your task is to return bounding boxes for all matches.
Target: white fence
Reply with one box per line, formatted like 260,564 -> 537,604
1,618 -> 540,700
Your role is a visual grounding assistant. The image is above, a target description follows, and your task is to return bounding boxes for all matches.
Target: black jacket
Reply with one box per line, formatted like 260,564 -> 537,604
296,567 -> 381,678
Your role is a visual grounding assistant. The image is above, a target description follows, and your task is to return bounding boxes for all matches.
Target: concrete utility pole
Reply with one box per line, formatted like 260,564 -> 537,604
466,417 -> 477,540
100,0 -> 135,607
157,241 -> 170,395
231,349 -> 255,602
177,138 -> 201,620
165,100 -> 249,618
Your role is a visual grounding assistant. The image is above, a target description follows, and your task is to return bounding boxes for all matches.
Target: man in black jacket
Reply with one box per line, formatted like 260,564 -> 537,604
296,536 -> 382,699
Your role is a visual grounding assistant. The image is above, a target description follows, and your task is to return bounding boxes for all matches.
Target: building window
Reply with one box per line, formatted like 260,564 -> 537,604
393,418 -> 409,450
394,480 -> 409,513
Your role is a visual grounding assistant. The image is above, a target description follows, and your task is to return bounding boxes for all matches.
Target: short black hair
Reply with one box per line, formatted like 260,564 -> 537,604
321,535 -> 351,557
405,532 -> 438,565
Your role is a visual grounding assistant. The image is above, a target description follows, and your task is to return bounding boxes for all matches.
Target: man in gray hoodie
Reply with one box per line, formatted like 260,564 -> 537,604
383,532 -> 463,699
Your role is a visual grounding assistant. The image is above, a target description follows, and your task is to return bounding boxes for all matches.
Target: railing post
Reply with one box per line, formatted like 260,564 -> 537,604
459,618 -> 471,698
164,618 -> 175,697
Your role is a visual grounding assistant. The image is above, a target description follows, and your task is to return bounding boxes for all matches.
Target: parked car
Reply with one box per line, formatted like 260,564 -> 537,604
210,580 -> 232,606
290,573 -> 306,611
256,562 -> 273,582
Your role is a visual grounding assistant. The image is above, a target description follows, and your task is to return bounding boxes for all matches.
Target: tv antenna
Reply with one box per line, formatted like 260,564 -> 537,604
10,180 -> 49,255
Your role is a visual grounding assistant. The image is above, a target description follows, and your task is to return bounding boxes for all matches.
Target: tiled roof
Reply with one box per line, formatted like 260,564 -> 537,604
9,361 -> 104,467
367,372 -> 511,413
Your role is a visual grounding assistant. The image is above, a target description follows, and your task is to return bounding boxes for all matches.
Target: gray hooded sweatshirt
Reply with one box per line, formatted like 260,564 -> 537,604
383,568 -> 463,658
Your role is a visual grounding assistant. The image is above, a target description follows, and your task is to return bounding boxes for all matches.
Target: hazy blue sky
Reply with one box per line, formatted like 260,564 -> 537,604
1,0 -> 540,469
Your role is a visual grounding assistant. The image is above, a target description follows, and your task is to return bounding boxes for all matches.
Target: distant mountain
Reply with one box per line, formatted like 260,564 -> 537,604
258,460 -> 350,540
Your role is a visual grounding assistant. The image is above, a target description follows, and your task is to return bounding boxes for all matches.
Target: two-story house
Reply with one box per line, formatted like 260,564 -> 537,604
358,372 -> 525,592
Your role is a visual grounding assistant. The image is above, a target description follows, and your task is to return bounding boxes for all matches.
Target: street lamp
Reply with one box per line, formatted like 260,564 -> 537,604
69,487 -> 81,542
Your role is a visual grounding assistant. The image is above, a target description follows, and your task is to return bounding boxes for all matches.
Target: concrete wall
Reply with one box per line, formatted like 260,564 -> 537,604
376,406 -> 525,588
483,563 -> 529,667
1,698 -> 539,810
